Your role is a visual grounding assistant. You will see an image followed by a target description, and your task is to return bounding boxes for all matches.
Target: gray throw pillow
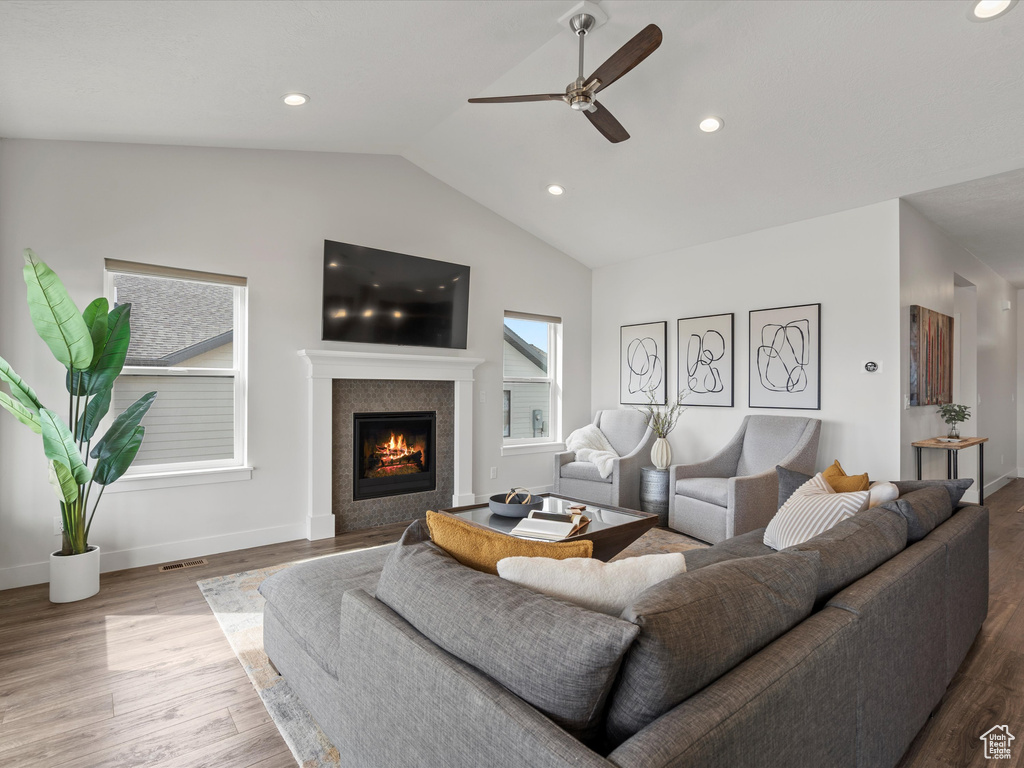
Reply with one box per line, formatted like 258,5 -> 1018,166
893,478 -> 973,508
777,465 -> 813,509
606,551 -> 821,747
784,507 -> 908,605
881,485 -> 957,543
375,520 -> 639,743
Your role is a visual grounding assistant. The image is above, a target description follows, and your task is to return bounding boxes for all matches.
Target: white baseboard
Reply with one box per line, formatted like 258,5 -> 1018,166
984,470 -> 1017,498
0,522 -> 306,592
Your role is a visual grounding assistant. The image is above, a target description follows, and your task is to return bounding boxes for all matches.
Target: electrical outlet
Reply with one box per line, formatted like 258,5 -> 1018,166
904,394 -> 910,410
479,390 -> 486,404
490,467 -> 497,479
53,516 -> 63,536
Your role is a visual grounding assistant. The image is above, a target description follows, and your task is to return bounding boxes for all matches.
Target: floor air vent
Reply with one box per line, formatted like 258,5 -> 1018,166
159,558 -> 208,572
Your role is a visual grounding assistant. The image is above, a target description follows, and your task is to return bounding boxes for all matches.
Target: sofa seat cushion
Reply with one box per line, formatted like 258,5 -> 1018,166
784,507 -> 908,605
674,476 -> 729,507
606,550 -> 820,747
258,543 -> 393,678
682,527 -> 772,571
376,521 -> 639,743
881,485 -> 959,543
560,461 -> 613,483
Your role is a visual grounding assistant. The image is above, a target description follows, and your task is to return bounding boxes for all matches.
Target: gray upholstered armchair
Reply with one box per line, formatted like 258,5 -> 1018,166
668,415 -> 821,544
553,409 -> 655,511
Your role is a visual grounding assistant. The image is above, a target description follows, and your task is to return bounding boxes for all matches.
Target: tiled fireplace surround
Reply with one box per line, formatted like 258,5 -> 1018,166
298,350 -> 483,539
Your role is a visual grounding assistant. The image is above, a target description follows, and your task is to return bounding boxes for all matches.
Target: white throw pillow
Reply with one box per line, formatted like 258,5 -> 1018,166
764,473 -> 870,550
867,481 -> 900,509
496,553 -> 686,617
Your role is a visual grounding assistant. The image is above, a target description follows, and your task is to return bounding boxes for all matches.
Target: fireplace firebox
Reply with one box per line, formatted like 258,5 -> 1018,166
353,411 -> 436,500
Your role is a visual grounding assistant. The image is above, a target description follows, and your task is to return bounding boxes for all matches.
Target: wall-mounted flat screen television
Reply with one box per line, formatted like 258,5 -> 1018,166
322,240 -> 470,349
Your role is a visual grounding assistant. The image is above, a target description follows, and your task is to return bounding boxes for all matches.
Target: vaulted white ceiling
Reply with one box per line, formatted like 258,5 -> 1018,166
2,0 -> 1023,273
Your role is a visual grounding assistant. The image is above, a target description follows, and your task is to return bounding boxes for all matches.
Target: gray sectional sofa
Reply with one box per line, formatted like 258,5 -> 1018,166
260,480 -> 988,768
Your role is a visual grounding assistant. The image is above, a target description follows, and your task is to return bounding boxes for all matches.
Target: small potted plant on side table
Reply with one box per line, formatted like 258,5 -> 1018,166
936,402 -> 971,440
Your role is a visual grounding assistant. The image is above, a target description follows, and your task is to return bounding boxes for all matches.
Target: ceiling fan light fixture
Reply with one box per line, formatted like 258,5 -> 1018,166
282,93 -> 309,106
699,116 -> 724,133
970,0 -> 1016,19
546,184 -> 565,196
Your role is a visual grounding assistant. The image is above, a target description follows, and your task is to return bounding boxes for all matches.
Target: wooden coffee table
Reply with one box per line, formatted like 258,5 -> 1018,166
439,494 -> 658,561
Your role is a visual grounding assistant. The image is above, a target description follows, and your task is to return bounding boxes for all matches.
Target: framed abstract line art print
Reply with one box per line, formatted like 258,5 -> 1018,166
749,303 -> 821,410
620,321 -> 667,405
909,304 -> 953,406
677,313 -> 733,407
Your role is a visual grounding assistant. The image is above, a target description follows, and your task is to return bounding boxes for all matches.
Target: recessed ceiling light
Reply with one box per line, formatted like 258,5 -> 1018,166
970,0 -> 1016,19
393,311 -> 403,318
546,184 -> 565,196
362,309 -> 373,318
699,116 -> 724,133
282,93 -> 309,106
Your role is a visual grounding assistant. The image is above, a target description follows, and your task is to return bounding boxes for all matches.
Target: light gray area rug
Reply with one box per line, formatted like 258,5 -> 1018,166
198,528 -> 706,767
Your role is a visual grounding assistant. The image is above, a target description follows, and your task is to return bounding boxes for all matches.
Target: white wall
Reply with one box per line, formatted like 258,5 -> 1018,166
0,138 -> 592,589
592,201 -> 903,480
899,200 -> 1017,501
1019,288 -> 1024,475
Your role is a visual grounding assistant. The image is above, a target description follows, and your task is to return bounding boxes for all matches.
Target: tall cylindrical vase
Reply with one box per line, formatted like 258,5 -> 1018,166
651,437 -> 672,470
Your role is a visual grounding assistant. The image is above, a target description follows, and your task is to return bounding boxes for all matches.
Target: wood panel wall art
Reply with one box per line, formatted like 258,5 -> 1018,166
909,305 -> 953,406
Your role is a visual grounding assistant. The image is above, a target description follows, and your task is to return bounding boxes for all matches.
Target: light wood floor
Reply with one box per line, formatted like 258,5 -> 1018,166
1,482 -> 1021,768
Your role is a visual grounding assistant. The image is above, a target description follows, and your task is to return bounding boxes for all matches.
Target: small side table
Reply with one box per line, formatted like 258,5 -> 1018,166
911,436 -> 988,505
640,466 -> 671,527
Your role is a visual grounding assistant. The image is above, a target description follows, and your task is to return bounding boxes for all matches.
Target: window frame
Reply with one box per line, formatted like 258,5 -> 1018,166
102,262 -> 249,481
501,311 -> 562,450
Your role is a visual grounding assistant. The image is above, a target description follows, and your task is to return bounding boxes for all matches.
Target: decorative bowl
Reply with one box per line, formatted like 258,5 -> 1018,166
488,493 -> 544,518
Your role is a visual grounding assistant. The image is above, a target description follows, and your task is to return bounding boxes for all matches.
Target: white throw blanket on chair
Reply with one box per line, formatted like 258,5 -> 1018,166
565,424 -> 619,479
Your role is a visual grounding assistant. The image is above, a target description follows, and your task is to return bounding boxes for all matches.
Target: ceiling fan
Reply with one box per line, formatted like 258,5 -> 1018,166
468,14 -> 662,143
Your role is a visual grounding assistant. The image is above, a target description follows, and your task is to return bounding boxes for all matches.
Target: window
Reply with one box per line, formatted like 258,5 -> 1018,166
502,312 -> 561,446
105,260 -> 248,474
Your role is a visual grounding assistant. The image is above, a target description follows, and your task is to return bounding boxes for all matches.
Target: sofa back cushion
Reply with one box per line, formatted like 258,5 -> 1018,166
606,551 -> 820,746
597,409 -> 648,456
784,507 -> 908,605
893,478 -> 973,508
736,416 -> 813,476
881,485 -> 958,543
375,521 -> 639,743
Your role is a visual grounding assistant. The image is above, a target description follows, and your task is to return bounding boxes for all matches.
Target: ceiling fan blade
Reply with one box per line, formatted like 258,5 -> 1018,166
585,101 -> 630,143
586,24 -> 662,93
468,94 -> 565,104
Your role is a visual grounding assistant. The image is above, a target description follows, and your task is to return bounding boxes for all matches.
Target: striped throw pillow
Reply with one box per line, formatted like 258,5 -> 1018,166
764,473 -> 870,550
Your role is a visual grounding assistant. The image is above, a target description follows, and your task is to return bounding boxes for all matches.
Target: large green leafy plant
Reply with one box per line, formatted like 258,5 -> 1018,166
0,250 -> 156,555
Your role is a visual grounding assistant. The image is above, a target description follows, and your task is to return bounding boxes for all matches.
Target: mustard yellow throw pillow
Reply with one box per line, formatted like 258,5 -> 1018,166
425,509 -> 593,575
822,460 -> 870,493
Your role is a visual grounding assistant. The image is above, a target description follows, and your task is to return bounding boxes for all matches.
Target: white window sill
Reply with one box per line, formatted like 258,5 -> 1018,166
501,441 -> 566,457
105,465 -> 254,493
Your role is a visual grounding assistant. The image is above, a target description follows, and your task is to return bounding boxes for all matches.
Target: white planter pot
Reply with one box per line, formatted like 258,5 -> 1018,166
651,437 -> 672,470
49,546 -> 100,603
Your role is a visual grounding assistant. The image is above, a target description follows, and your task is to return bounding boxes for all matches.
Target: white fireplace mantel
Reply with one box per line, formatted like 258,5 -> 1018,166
298,349 -> 485,540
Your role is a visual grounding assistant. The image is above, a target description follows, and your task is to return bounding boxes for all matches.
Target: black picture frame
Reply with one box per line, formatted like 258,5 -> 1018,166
620,321 -> 667,405
676,312 -> 734,407
748,303 -> 821,410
